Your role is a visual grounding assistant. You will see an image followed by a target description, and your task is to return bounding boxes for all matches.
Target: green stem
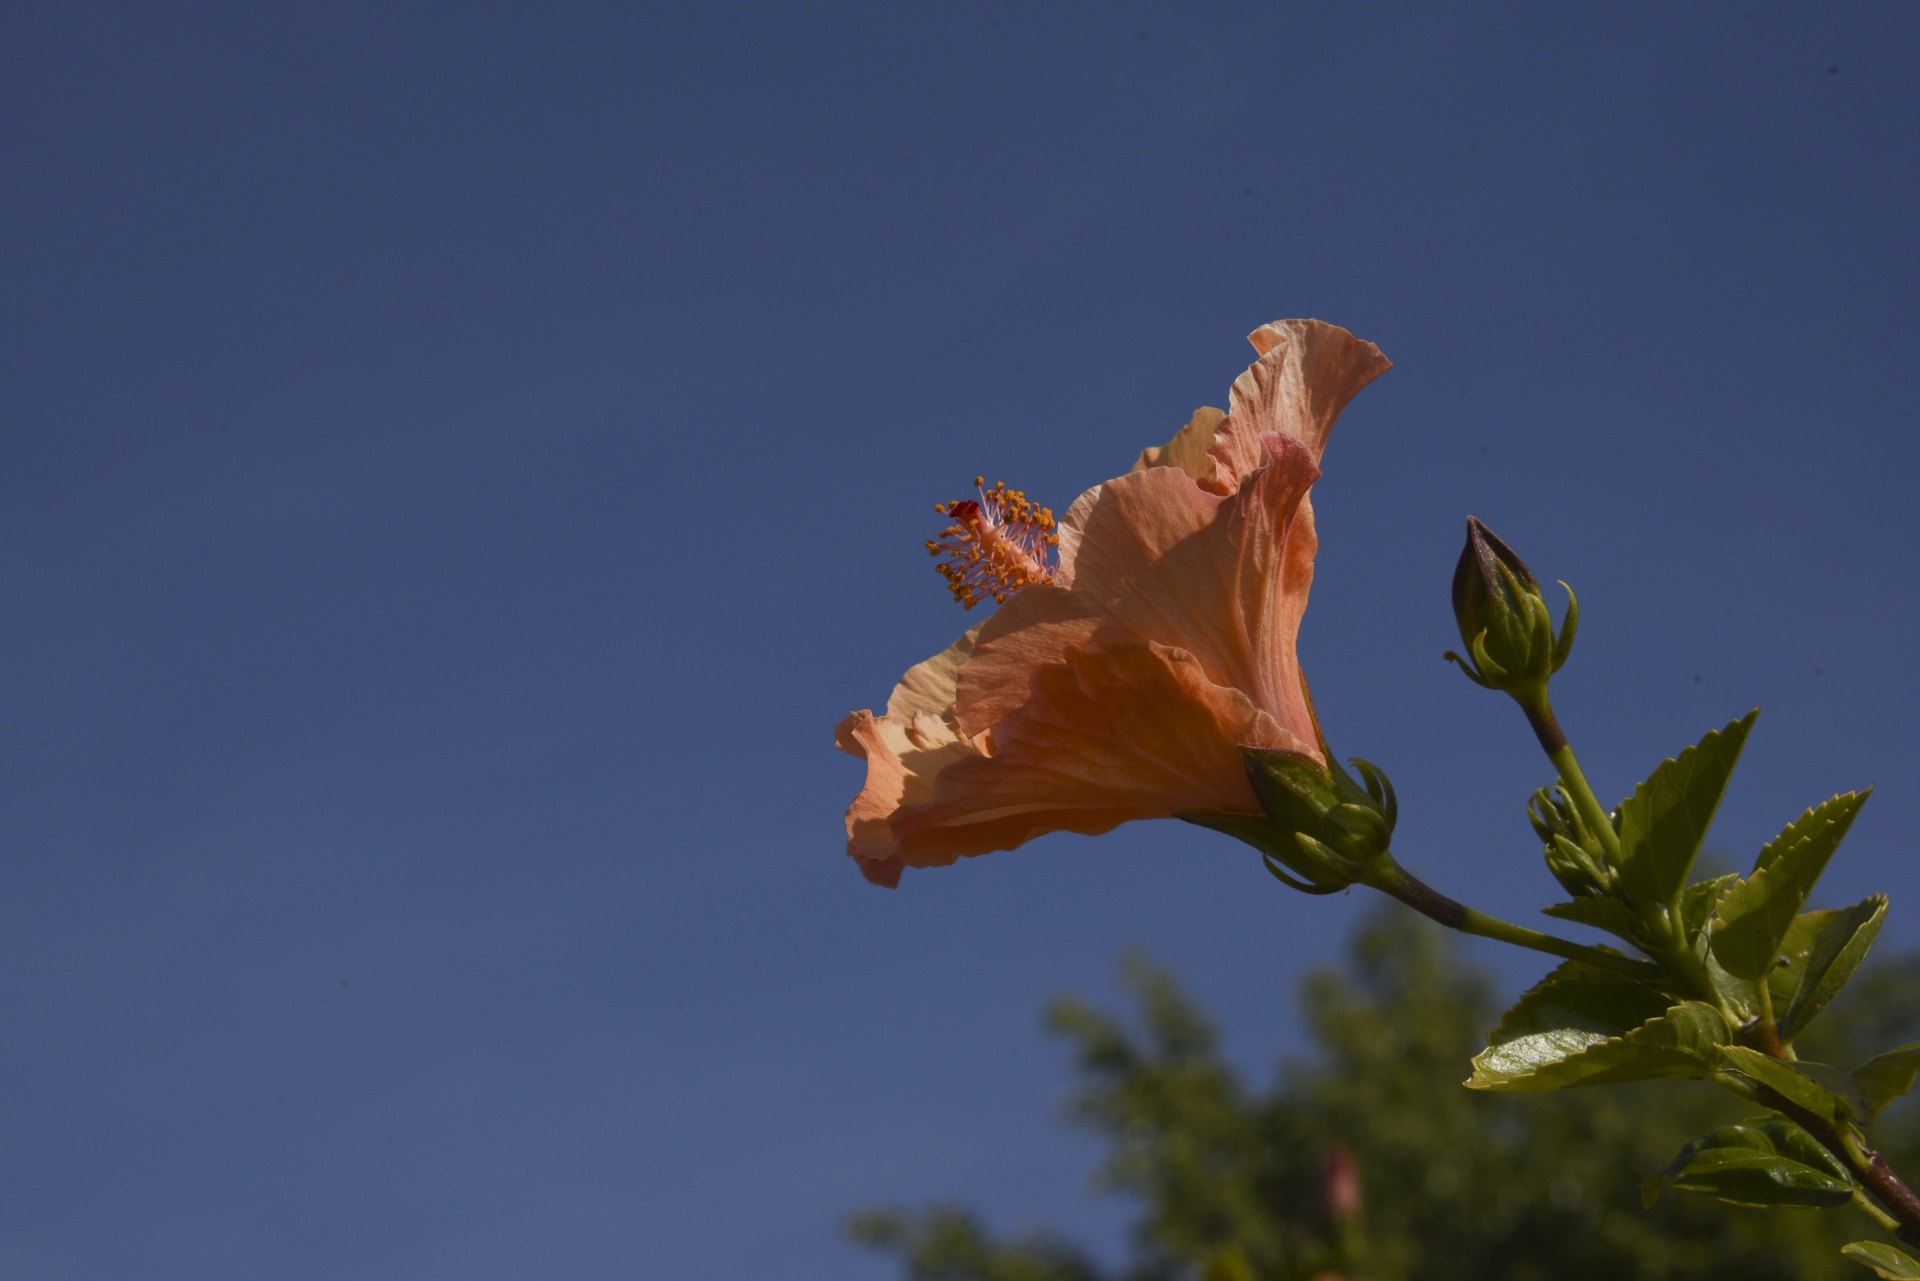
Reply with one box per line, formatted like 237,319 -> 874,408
1541,715 -> 1740,1016
1528,696 -> 1730,1010
1361,855 -> 1660,981
1515,689 -> 1624,866
1853,1190 -> 1902,1235
1750,973 -> 1790,1059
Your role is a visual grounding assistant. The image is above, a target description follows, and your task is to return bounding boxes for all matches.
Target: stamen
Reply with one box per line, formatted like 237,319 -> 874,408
926,476 -> 1060,609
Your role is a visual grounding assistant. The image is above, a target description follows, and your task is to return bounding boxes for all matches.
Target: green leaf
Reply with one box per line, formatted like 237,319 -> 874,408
1471,974 -> 1729,1092
1703,948 -> 1759,1024
1643,1117 -> 1854,1209
1777,897 -> 1889,1040
1681,873 -> 1741,942
1710,792 -> 1871,978
1542,895 -> 1642,943
1797,1060 -> 1873,1120
1720,1045 -> 1866,1124
1757,789 -> 1871,873
1615,712 -> 1756,911
1843,1242 -> 1920,1279
1855,1043 -> 1920,1122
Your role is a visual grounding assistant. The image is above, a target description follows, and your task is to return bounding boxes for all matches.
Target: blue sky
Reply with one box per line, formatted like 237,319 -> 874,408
1,3 -> 1916,1277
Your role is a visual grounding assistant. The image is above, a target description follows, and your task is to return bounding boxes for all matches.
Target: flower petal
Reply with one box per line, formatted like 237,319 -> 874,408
1037,431 -> 1324,756
890,642 -> 1304,869
1132,406 -> 1226,480
835,707 -> 982,886
951,585 -> 1110,738
837,628 -> 989,886
1201,319 -> 1391,494
886,625 -> 981,721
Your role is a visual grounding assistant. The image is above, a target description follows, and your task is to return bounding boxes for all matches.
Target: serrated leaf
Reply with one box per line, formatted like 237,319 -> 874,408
1855,1043 -> 1920,1122
1615,712 -> 1756,911
1843,1242 -> 1920,1279
1711,792 -> 1871,978
1542,895 -> 1643,943
1471,992 -> 1729,1092
1490,960 -> 1674,1035
1756,789 -> 1871,873
1643,1117 -> 1854,1210
1721,1045 -> 1866,1124
1779,897 -> 1888,1040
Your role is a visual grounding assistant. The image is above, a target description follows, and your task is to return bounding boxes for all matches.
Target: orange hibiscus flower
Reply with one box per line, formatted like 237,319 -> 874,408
835,320 -> 1391,887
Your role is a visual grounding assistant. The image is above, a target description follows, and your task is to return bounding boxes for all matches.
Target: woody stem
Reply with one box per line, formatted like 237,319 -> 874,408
1717,1072 -> 1920,1247
1361,855 -> 1661,981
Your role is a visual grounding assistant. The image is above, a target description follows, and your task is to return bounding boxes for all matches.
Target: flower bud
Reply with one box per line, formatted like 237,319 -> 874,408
1216,750 -> 1397,893
1322,1147 -> 1363,1225
1527,784 -> 1614,898
1444,517 -> 1577,701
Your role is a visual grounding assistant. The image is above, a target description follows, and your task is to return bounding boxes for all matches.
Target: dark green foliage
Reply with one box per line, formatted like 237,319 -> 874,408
851,909 -> 1920,1281
845,1209 -> 1106,1281
1642,1118 -> 1856,1210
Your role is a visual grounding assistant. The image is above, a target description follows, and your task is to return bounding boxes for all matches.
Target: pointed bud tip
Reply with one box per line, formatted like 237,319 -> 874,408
1449,516 -> 1558,693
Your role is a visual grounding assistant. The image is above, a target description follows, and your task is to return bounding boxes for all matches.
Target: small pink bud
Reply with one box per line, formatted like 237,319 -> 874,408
1323,1147 -> 1362,1223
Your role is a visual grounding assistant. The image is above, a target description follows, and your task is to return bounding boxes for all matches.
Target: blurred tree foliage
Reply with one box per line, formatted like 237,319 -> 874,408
849,907 -> 1920,1281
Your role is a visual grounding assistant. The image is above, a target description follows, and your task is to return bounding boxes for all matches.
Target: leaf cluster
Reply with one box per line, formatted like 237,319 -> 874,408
850,910 -> 1920,1281
1483,711 -> 1920,1273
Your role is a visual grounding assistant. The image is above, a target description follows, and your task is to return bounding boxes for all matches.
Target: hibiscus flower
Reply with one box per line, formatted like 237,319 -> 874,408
835,320 -> 1391,887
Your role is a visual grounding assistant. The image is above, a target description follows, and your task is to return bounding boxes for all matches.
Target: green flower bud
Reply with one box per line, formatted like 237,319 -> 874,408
1218,750 -> 1397,893
1444,517 -> 1578,701
1527,784 -> 1614,898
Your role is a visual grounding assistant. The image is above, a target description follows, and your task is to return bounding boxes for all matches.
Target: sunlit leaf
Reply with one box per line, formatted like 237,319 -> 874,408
1843,1241 -> 1920,1279
1720,1046 -> 1865,1124
1854,1043 -> 1920,1123
1614,712 -> 1756,911
1471,980 -> 1728,1092
1710,792 -> 1870,978
1777,897 -> 1888,1040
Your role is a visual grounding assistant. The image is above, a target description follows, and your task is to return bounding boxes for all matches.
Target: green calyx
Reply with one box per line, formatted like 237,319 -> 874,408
1229,749 -> 1397,893
1528,783 -> 1615,899
1444,516 -> 1578,701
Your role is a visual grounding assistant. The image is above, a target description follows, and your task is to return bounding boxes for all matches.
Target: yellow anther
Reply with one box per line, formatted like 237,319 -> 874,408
924,476 -> 1058,610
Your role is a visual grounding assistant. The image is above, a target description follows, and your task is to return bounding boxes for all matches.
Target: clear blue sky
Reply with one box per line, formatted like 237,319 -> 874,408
1,3 -> 1916,1277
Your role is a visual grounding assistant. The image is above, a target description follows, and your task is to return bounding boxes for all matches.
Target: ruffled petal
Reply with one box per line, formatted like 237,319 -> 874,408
952,586 -> 1109,738
1132,406 -> 1226,480
1200,319 -> 1392,494
890,642 -> 1303,869
886,625 -> 980,720
1040,431 -> 1324,755
836,628 -> 989,886
834,707 -> 983,886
